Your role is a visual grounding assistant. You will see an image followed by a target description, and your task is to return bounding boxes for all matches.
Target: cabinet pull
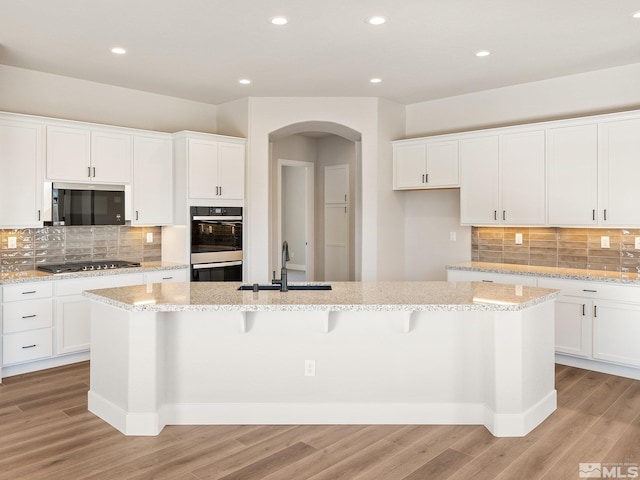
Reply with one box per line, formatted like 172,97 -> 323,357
38,210 -> 41,221
219,186 -> 222,196
494,210 -> 497,221
88,166 -> 91,178
583,289 -> 597,293
22,314 -> 37,319
344,206 -> 347,213
21,291 -> 37,295
594,305 -> 598,317
425,173 -> 429,183
135,211 -> 139,221
162,277 -> 173,280
592,209 -> 595,221
22,344 -> 37,349
92,167 -> 96,177
481,280 -> 494,283
422,174 -> 425,183
582,304 -> 585,316
344,194 -> 347,201
503,210 -> 506,221
603,209 -> 607,221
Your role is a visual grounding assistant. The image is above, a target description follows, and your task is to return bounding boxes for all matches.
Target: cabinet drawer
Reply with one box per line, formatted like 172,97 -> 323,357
55,273 -> 144,296
3,329 -> 53,365
3,298 -> 53,333
447,270 -> 537,287
537,278 -> 640,302
3,282 -> 53,302
145,269 -> 188,284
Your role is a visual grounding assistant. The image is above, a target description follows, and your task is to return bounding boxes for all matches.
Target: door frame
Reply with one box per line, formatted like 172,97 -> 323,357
276,158 -> 315,280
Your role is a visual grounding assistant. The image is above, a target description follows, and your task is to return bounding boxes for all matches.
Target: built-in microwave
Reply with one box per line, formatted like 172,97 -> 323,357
47,183 -> 126,226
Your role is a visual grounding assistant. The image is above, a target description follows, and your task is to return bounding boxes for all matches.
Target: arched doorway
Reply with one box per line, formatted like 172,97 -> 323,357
269,122 -> 362,281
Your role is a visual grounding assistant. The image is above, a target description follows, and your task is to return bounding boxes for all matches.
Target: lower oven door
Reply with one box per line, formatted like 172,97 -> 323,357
191,261 -> 243,282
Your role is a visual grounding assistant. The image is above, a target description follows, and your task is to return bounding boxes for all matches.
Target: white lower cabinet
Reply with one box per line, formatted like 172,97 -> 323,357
3,329 -> 53,365
553,296 -> 592,358
593,301 -> 640,367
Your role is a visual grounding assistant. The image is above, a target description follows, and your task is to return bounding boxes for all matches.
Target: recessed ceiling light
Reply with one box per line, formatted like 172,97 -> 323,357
239,79 -> 251,85
111,47 -> 127,55
271,16 -> 288,26
475,50 -> 491,57
633,10 -> 640,18
366,16 -> 388,25
370,78 -> 382,84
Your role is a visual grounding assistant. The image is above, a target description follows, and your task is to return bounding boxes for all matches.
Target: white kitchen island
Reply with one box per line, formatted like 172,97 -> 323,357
84,281 -> 559,437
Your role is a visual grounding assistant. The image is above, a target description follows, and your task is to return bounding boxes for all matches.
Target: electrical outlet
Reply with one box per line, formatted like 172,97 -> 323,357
515,233 -> 523,245
515,285 -> 523,296
146,232 -> 153,243
600,236 -> 610,249
8,236 -> 17,249
635,237 -> 640,250
450,231 -> 457,241
304,359 -> 316,377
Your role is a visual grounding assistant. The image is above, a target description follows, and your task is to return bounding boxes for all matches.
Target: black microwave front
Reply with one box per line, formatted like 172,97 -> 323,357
48,183 -> 126,226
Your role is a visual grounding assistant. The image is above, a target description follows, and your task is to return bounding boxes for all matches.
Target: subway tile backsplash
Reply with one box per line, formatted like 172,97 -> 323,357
472,227 -> 640,273
0,226 -> 161,272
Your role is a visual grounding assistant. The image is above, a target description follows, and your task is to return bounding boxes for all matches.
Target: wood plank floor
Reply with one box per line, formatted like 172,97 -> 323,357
1,362 -> 639,480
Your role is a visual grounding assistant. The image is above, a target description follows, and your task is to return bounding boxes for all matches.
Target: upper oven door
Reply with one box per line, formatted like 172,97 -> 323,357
191,215 -> 243,256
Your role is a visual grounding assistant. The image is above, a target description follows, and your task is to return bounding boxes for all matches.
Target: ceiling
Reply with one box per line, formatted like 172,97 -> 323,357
2,0 -> 640,106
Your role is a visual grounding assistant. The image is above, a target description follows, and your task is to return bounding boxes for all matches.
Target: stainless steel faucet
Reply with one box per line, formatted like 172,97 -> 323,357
272,240 -> 290,291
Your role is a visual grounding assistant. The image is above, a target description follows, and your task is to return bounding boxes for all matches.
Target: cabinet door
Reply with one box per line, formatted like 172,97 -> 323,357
426,140 -> 459,187
324,164 -> 349,204
599,118 -> 640,226
46,125 -> 91,181
325,204 -> 349,281
459,136 -> 500,225
144,269 -> 188,284
547,124 -> 598,226
217,142 -> 245,200
554,296 -> 591,357
132,135 -> 173,225
91,130 -> 132,183
393,144 -> 426,189
500,130 -> 546,225
188,138 -> 218,198
55,294 -> 91,354
593,301 -> 640,367
0,118 -> 44,227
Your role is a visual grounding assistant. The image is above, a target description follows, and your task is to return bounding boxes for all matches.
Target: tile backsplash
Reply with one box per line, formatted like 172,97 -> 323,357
0,226 -> 162,272
473,227 -> 640,273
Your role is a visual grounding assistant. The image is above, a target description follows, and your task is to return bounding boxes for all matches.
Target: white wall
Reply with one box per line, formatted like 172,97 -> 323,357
406,62 -> 640,138
282,166 -> 307,267
244,97 -> 381,283
0,64 -> 217,132
217,98 -> 249,137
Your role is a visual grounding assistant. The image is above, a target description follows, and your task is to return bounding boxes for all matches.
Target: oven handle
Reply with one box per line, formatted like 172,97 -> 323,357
192,216 -> 243,222
192,261 -> 243,269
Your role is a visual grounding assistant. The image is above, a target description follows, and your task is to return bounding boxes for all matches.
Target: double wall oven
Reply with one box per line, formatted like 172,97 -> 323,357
190,206 -> 243,282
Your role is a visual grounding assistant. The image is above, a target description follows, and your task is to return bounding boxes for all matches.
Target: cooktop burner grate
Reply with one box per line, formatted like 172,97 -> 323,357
37,261 -> 141,274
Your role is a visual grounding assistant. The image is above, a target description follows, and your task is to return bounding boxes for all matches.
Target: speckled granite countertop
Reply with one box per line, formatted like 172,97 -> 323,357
0,262 -> 188,285
83,281 -> 559,312
447,262 -> 640,285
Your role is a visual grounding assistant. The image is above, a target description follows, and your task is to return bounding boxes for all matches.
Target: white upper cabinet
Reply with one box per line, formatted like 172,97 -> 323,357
132,134 -> 173,225
0,116 -> 44,228
500,130 -> 546,225
186,136 -> 244,200
324,164 -> 349,204
459,130 -> 545,226
599,118 -> 640,227
460,136 -> 500,225
547,124 -> 598,226
46,125 -> 132,183
393,139 -> 459,189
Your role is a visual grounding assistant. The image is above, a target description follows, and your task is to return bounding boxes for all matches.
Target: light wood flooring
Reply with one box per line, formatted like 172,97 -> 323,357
0,362 -> 639,480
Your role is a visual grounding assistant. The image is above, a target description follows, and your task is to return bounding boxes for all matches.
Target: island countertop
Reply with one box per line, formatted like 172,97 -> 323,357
83,280 -> 559,312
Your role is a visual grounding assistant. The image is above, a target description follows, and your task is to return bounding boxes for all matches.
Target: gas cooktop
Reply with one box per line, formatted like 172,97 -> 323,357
37,261 -> 141,274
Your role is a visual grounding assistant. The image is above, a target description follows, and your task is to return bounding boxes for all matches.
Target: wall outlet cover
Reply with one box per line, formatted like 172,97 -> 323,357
450,232 -> 457,242
146,232 -> 153,243
636,237 -> 640,250
600,236 -> 610,249
8,236 -> 17,249
515,233 -> 523,245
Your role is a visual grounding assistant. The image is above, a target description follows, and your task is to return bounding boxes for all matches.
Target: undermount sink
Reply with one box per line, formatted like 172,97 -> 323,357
238,284 -> 332,291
